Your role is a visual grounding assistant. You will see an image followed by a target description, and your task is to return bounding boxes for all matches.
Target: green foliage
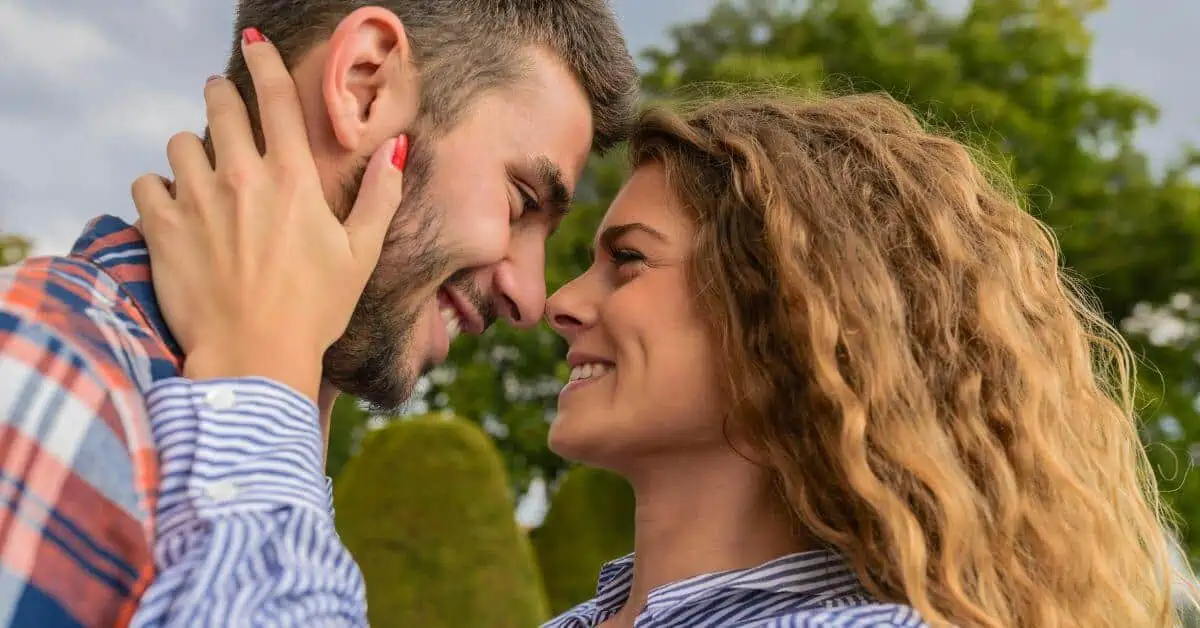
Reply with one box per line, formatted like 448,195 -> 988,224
531,466 -> 635,615
403,0 -> 1200,562
0,234 -> 32,267
333,415 -> 549,627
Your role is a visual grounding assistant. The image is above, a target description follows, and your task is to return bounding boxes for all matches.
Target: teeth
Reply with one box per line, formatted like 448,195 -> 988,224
568,362 -> 612,382
440,306 -> 462,340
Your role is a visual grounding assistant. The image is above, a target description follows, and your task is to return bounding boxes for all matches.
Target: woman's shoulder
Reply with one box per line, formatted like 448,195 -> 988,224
539,550 -> 931,627
761,597 -> 928,627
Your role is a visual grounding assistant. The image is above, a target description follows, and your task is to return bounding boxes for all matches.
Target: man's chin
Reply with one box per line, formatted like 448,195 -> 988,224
340,384 -> 411,416
322,356 -> 416,416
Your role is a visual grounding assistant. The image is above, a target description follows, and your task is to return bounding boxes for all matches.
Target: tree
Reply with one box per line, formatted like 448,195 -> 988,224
530,466 -> 635,614
637,0 -> 1200,558
0,234 -> 32,266
334,415 -> 549,626
413,0 -> 1200,558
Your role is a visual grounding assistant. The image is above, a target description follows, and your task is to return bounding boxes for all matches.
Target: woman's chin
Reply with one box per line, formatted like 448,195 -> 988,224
547,410 -> 611,465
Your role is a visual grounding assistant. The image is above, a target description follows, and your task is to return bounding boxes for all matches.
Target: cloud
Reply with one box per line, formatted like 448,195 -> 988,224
86,89 -> 205,150
0,1 -> 118,84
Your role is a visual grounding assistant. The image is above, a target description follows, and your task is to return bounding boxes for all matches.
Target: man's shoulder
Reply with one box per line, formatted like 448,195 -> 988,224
0,254 -> 162,625
0,251 -> 159,475
1,253 -> 175,389
0,252 -> 162,505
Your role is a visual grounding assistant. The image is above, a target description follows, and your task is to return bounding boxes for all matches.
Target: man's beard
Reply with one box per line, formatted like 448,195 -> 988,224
322,138 -> 450,414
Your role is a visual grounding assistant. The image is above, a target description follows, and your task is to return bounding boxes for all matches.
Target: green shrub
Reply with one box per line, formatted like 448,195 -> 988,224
334,415 -> 549,627
531,466 -> 635,615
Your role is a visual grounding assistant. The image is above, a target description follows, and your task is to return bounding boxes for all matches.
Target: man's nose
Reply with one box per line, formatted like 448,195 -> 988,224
491,247 -> 547,329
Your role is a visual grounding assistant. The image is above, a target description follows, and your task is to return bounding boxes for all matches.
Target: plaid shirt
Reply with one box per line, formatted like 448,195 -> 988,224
0,215 -> 365,627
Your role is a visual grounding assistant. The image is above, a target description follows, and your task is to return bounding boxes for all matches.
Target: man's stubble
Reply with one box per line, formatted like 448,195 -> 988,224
322,135 -> 449,413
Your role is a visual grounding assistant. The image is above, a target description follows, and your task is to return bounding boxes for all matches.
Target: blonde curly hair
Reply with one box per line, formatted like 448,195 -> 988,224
627,90 -> 1181,627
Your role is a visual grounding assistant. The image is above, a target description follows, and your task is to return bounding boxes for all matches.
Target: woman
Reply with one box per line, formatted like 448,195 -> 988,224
132,41 -> 1182,627
533,93 -> 1182,627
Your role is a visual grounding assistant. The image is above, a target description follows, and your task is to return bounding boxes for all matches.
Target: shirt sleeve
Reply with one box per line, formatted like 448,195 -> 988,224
128,376 -> 368,627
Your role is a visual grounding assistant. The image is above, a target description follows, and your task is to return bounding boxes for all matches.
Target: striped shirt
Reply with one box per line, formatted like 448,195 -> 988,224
0,215 -> 366,626
543,550 -> 928,627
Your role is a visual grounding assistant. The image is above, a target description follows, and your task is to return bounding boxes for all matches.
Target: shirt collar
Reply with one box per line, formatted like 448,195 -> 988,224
70,214 -> 182,359
591,548 -> 863,619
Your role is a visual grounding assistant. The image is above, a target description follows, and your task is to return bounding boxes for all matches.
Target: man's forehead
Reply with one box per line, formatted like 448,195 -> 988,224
488,51 -> 594,189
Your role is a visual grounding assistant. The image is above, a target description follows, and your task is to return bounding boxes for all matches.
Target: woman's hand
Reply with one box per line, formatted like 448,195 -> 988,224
130,29 -> 408,403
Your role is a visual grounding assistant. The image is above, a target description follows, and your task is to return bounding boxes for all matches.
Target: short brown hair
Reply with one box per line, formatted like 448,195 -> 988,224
628,91 -> 1178,626
224,0 -> 638,151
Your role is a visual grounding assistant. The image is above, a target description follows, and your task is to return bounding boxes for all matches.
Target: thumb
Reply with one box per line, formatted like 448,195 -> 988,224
344,134 -> 407,265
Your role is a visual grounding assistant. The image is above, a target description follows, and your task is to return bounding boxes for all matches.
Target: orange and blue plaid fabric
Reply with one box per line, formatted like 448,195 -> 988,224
0,215 -> 181,627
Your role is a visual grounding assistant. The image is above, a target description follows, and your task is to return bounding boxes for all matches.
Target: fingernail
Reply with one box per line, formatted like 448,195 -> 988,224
242,28 -> 267,45
391,135 -> 409,171
206,74 -> 223,83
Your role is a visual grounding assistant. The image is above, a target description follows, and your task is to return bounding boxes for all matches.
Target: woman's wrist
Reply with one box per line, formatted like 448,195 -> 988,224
182,339 -> 324,404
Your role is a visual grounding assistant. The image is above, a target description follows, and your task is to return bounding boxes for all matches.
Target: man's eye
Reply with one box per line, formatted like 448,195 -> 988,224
516,187 -> 539,219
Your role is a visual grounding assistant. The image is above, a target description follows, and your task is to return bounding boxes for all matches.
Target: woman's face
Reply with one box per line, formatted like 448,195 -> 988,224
545,163 -> 725,471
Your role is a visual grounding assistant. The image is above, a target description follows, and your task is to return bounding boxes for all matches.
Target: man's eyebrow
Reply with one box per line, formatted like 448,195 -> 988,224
533,155 -> 572,216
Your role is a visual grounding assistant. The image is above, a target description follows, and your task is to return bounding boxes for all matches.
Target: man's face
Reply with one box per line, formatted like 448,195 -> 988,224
324,48 -> 595,412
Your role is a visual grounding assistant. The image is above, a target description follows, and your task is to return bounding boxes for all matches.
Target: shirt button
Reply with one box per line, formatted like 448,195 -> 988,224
204,386 -> 237,410
206,479 -> 239,502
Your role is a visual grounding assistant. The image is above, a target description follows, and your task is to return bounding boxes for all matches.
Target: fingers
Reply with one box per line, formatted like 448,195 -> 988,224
204,75 -> 259,167
131,173 -> 178,229
344,135 -> 408,266
165,131 -> 214,197
240,28 -> 313,168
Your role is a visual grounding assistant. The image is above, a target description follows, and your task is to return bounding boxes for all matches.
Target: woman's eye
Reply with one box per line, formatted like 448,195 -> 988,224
610,248 -> 645,266
609,247 -> 647,283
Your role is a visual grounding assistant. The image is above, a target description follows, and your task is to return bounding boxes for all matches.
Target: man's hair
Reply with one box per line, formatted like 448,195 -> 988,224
224,0 -> 639,151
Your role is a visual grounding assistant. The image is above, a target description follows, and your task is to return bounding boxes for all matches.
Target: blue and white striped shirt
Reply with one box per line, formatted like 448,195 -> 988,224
129,377 -> 367,626
543,550 -> 928,627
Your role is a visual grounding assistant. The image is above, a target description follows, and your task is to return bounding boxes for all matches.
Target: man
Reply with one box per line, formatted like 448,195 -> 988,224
0,0 -> 637,624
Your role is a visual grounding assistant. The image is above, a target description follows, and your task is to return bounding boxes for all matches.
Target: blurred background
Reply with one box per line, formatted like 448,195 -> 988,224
2,0 -> 1199,625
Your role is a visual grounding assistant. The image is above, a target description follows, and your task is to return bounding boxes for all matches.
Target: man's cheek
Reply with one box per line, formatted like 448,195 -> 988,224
458,214 -> 512,264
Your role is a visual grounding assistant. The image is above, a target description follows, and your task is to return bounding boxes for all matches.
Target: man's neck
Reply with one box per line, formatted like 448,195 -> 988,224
317,379 -> 341,464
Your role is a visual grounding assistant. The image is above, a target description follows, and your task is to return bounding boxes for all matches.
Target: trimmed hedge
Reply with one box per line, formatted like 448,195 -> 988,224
334,415 -> 549,627
531,466 -> 635,615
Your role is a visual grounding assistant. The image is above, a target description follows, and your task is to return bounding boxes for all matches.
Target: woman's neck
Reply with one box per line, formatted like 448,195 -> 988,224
607,453 -> 810,626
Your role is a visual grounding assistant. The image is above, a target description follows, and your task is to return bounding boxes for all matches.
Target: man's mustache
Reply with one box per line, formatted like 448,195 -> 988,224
445,268 -> 498,330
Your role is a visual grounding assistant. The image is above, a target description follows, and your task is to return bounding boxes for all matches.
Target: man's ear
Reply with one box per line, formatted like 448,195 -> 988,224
322,6 -> 419,153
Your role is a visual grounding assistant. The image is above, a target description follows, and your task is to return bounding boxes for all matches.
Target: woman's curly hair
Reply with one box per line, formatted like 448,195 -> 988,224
627,90 -> 1180,627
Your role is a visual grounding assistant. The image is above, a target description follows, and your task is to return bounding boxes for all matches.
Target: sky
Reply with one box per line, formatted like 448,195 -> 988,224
0,0 -> 1197,257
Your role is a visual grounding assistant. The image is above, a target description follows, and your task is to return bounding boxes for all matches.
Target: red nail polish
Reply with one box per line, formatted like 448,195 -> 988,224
392,135 -> 409,170
242,28 -> 266,45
